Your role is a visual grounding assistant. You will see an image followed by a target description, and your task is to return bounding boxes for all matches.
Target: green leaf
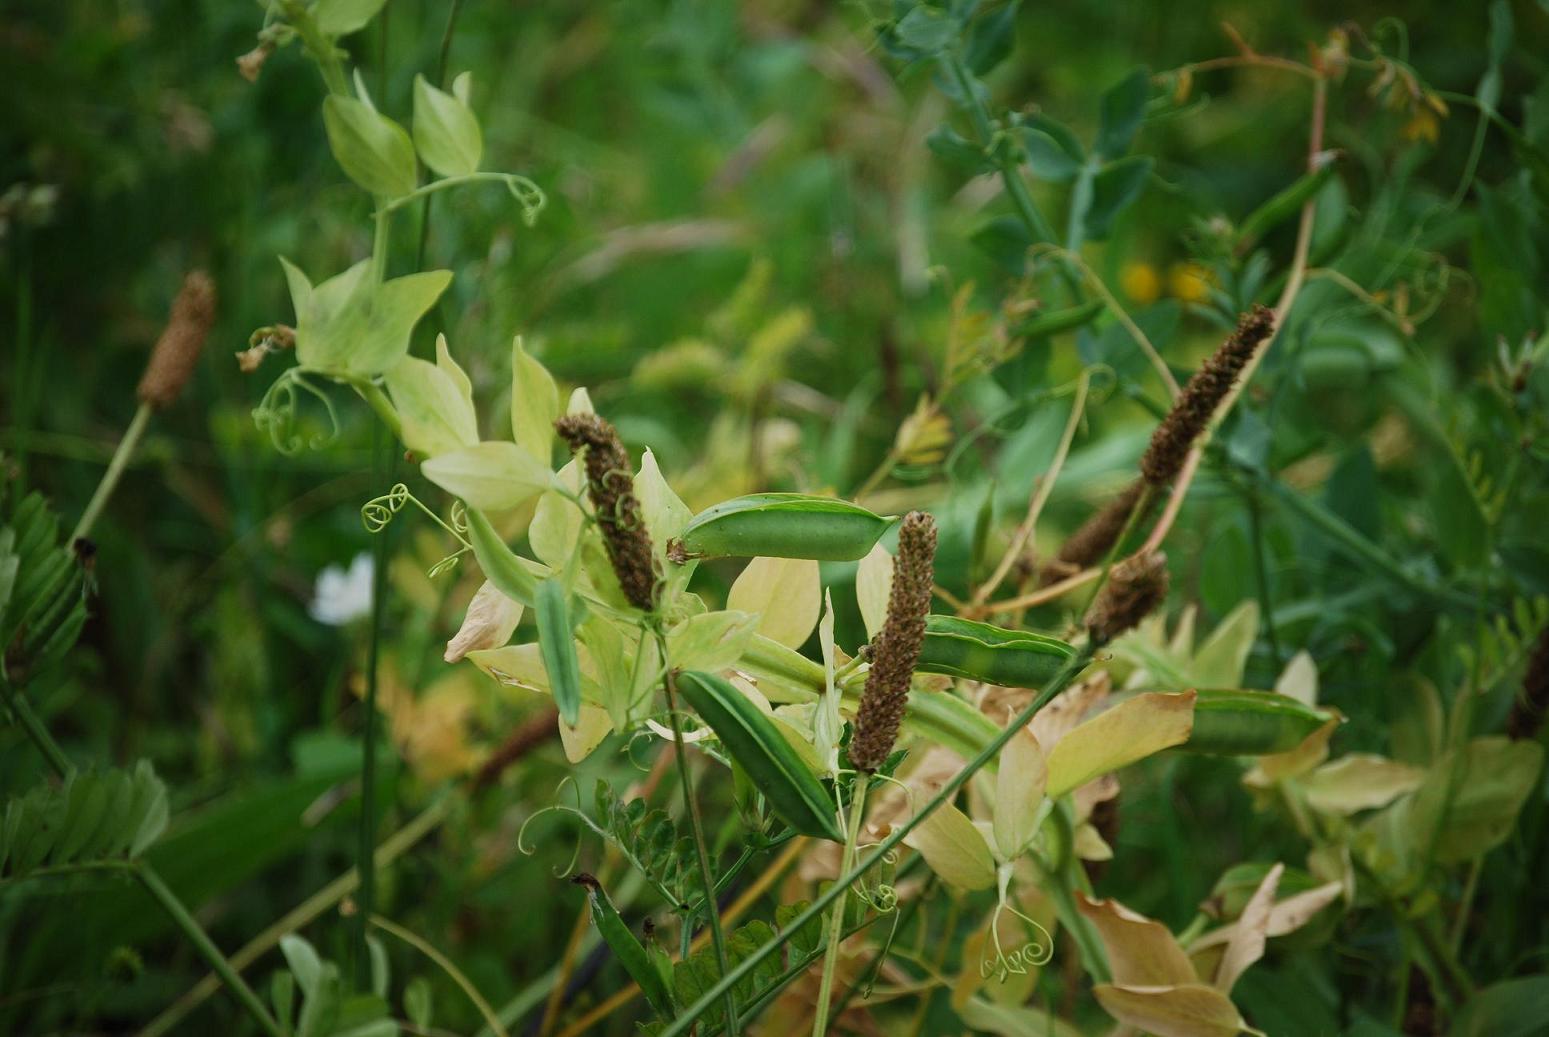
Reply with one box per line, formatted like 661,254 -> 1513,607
893,6 -> 959,54
322,94 -> 417,199
965,2 -> 1020,74
1096,67 -> 1149,158
1083,155 -> 1152,239
927,125 -> 993,175
510,337 -> 560,465
1451,976 -> 1549,1037
902,801 -> 996,890
312,0 -> 387,37
288,260 -> 452,377
413,73 -> 483,178
1019,126 -> 1082,182
576,874 -> 676,1019
536,578 -> 583,727
403,977 -> 433,1029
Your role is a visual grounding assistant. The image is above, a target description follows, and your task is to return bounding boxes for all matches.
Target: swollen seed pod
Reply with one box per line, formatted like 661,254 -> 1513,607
914,615 -> 1076,688
1012,298 -> 1105,340
466,510 -> 538,606
674,670 -> 844,842
534,578 -> 582,727
1178,689 -> 1340,755
574,874 -> 676,1020
669,493 -> 893,562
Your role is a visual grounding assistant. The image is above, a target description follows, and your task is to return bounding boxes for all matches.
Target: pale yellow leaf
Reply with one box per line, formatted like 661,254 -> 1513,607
1274,650 -> 1318,706
727,557 -> 820,649
635,448 -> 691,554
444,580 -> 522,662
385,355 -> 478,458
993,728 -> 1046,861
855,541 -> 893,641
1189,881 -> 1344,952
1093,982 -> 1249,1037
1191,602 -> 1259,687
558,705 -> 612,762
667,609 -> 759,673
1215,863 -> 1281,993
902,801 -> 996,890
1047,691 -> 1196,798
510,336 -> 559,465
1302,754 -> 1425,815
421,441 -> 551,510
1075,895 -> 1197,987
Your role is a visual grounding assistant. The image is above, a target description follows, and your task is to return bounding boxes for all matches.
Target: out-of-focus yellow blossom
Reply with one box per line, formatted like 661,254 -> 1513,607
1168,262 -> 1213,303
1120,262 -> 1161,305
1402,109 -> 1440,144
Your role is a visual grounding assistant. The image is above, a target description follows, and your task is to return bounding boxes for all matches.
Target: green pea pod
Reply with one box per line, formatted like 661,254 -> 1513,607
1235,164 -> 1336,253
466,509 -> 537,606
673,493 -> 893,562
573,873 -> 676,1020
915,615 -> 1076,688
1011,298 -> 1105,340
1179,689 -> 1339,755
535,577 -> 582,726
899,688 -> 1002,764
674,670 -> 844,842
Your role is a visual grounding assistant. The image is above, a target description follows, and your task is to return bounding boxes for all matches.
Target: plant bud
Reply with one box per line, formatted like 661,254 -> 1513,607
137,271 -> 216,409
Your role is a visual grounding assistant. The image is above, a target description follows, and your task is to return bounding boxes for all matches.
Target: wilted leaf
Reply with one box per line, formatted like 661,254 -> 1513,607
1076,895 -> 1197,987
1092,982 -> 1248,1037
1215,863 -> 1281,993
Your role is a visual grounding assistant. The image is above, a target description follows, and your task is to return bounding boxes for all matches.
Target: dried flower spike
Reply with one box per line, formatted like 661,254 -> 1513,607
554,414 -> 658,611
1043,478 -> 1154,584
1086,551 -> 1169,644
849,511 -> 937,772
137,271 -> 216,409
1507,626 -> 1549,741
1139,304 -> 1274,486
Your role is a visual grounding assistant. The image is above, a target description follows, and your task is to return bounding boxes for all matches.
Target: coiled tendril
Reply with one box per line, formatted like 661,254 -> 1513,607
252,368 -> 340,455
360,482 -> 472,577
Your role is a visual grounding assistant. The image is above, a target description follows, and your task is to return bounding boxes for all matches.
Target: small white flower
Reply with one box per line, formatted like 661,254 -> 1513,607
309,553 -> 375,626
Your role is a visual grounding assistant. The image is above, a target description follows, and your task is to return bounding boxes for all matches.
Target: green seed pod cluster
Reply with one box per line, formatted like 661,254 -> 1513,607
914,615 -> 1075,687
1179,689 -> 1340,755
669,493 -> 893,562
850,511 -> 937,772
674,670 -> 844,842
555,414 -> 658,611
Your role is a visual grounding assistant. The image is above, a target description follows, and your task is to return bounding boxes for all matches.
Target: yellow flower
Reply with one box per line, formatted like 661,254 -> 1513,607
1401,109 -> 1440,145
1119,262 -> 1161,305
1168,262 -> 1213,303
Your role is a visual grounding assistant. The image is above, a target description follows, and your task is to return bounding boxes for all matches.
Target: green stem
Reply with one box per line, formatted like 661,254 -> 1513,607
378,172 -> 543,215
135,864 -> 284,1037
659,643 -> 1096,1037
71,402 -> 152,543
659,643 -> 740,1034
350,379 -> 404,441
812,778 -> 868,1036
0,676 -> 75,778
281,0 -> 349,96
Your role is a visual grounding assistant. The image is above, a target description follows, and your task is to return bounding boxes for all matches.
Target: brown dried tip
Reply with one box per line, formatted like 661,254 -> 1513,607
137,271 -> 216,409
1042,479 -> 1156,585
1085,551 -> 1169,644
849,511 -> 937,772
1506,626 -> 1549,741
554,414 -> 658,611
1139,304 -> 1274,486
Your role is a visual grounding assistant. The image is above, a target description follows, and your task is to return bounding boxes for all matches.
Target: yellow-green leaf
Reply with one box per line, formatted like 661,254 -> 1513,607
422,441 -> 551,510
727,556 -> 820,649
1047,691 -> 1195,797
902,801 -> 996,890
511,337 -> 560,465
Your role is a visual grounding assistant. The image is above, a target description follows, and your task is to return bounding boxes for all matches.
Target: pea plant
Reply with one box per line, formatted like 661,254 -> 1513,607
6,0 -> 1548,1034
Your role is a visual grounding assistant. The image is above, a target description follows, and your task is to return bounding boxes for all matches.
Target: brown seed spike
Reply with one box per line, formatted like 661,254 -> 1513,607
1139,304 -> 1274,487
137,271 -> 216,409
1085,551 -> 1169,644
554,414 -> 658,611
1042,478 -> 1156,584
849,511 -> 937,772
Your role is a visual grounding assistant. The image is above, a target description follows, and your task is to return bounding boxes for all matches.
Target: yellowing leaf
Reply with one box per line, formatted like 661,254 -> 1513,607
855,541 -> 893,641
1274,650 -> 1318,706
1242,710 -> 1342,786
992,728 -> 1046,861
635,448 -> 692,556
1047,692 -> 1195,798
529,460 -> 585,571
1092,983 -> 1249,1037
1189,881 -> 1343,952
385,355 -> 478,458
1301,754 -> 1424,815
1215,863 -> 1281,993
558,705 -> 612,762
894,394 -> 953,466
902,801 -> 996,890
1075,895 -> 1196,987
422,441 -> 552,510
1191,602 -> 1258,687
510,336 -> 559,465
728,557 -> 820,649
667,610 -> 759,674
444,580 -> 522,662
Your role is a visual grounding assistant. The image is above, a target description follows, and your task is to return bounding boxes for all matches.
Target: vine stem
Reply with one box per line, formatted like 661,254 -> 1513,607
658,636 -> 740,1034
0,677 -> 75,778
659,643 -> 1097,1037
135,864 -> 285,1037
371,913 -> 509,1037
811,778 -> 868,1036
71,401 -> 152,543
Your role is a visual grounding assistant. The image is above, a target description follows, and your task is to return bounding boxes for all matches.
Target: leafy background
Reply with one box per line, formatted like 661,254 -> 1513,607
3,0 -> 1548,1033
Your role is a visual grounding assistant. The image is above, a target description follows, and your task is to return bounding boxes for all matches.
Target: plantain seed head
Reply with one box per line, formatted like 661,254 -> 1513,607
554,414 -> 658,611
